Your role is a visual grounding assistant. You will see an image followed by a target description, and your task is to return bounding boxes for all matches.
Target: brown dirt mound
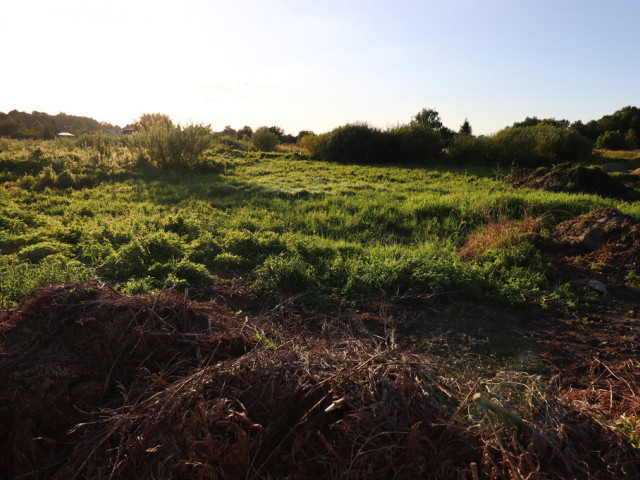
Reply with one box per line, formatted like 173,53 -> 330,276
543,208 -> 640,287
508,167 -> 636,199
1,282 -> 638,479
0,282 -> 255,478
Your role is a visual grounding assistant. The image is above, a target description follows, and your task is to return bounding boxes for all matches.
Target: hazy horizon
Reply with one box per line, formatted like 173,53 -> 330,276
3,0 -> 639,135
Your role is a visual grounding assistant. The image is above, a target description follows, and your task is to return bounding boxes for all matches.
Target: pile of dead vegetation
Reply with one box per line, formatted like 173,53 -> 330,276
507,166 -> 637,199
1,282 -> 638,479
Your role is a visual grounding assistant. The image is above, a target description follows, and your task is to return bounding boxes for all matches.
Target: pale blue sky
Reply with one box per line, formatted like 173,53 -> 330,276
2,0 -> 638,134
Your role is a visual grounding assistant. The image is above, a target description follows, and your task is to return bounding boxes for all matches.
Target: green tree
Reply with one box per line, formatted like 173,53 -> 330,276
221,126 -> 237,138
252,127 -> 279,151
237,126 -> 253,140
625,129 -> 638,149
268,126 -> 285,140
595,130 -> 625,150
458,119 -> 472,136
133,113 -> 174,131
538,118 -> 570,129
412,108 -> 443,130
0,117 -> 27,137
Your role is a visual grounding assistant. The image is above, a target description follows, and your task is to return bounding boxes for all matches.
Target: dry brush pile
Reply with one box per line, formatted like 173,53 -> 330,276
1,282 -> 638,479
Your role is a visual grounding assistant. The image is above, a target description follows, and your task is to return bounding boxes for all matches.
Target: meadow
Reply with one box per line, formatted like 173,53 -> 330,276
1,135 -> 640,478
1,136 -> 639,309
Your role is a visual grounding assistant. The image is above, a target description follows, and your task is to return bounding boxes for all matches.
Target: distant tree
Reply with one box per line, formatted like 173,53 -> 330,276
41,123 -> 55,139
595,130 -> 625,150
412,108 -> 443,130
579,120 -> 602,142
268,126 -> 285,141
512,116 -> 541,128
625,129 -> 638,149
538,118 -> 570,129
30,120 -> 45,138
221,125 -> 237,138
0,116 -> 27,137
296,130 -> 314,142
458,119 -> 472,136
252,127 -> 279,151
237,126 -> 253,140
133,113 -> 174,131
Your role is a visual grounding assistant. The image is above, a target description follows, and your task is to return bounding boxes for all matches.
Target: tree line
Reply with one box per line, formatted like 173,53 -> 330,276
0,110 -> 119,139
2,106 -> 639,168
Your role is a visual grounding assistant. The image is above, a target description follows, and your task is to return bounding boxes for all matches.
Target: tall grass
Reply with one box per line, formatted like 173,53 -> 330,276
0,140 -> 636,306
127,123 -> 212,169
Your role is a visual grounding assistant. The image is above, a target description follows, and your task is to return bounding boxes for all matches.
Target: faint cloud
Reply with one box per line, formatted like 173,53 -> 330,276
201,80 -> 252,102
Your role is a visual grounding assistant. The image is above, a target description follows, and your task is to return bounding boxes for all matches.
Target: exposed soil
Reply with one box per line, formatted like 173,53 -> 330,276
541,207 -> 640,293
508,166 -> 638,199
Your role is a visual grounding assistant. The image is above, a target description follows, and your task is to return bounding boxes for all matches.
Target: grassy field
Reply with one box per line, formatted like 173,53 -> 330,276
1,137 -> 639,478
1,137 -> 639,308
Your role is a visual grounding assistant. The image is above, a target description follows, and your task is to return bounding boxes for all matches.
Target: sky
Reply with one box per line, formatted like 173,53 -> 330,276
1,0 -> 639,135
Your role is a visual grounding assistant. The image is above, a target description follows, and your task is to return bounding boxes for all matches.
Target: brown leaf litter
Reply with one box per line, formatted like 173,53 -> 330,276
1,280 -> 638,479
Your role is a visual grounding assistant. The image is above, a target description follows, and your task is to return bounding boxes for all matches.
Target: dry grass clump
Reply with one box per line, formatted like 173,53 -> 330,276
459,216 -> 542,257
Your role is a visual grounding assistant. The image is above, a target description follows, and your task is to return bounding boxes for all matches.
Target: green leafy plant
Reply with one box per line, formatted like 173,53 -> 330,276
251,127 -> 279,151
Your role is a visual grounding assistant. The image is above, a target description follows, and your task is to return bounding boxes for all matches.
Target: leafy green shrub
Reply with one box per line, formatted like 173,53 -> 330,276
251,127 -> 279,151
35,165 -> 57,189
0,254 -> 94,308
490,125 -> 592,167
213,252 -> 248,269
449,134 -> 491,163
472,245 -> 550,303
316,123 -> 443,164
385,123 -> 443,163
167,259 -> 215,292
254,253 -> 318,293
18,241 -> 71,262
127,123 -> 212,169
122,276 -> 156,295
298,133 -> 322,157
595,130 -> 625,150
317,123 -> 386,163
56,170 -> 76,188
188,234 -> 223,265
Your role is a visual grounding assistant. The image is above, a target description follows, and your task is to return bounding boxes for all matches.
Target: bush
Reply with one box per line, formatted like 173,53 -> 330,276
449,134 -> 491,164
317,123 -> 386,163
127,123 -> 212,169
595,130 -> 625,150
254,253 -> 318,293
56,170 -> 76,189
166,260 -> 215,292
18,241 -> 71,263
298,133 -> 322,157
251,127 -> 279,151
385,123 -> 443,163
489,125 -> 592,167
315,123 -> 443,164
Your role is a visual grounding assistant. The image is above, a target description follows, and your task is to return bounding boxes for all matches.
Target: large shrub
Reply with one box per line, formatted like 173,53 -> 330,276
385,123 -> 443,163
449,134 -> 491,164
316,123 -> 382,163
298,133 -> 322,157
127,123 -> 212,169
489,125 -> 592,167
251,127 -> 279,151
316,123 -> 443,164
595,130 -> 625,150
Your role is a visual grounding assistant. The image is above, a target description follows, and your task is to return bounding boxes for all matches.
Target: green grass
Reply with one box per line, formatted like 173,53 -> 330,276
0,138 -> 638,307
